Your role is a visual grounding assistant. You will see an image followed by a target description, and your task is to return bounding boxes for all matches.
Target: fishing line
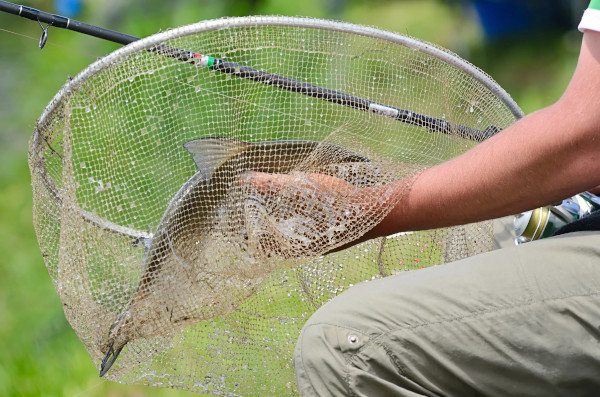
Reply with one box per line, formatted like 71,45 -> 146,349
71,378 -> 107,397
0,26 -> 98,59
0,26 -> 37,40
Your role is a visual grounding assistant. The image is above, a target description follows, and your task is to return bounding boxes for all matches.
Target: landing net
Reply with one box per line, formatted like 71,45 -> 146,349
29,16 -> 521,396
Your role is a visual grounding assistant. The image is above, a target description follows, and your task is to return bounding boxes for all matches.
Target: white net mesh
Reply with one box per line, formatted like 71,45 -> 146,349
29,16 -> 521,396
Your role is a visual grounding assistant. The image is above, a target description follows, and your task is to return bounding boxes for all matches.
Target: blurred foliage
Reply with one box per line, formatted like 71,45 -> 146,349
0,0 -> 586,396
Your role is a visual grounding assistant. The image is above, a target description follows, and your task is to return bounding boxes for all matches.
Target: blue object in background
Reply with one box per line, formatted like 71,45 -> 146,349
471,0 -> 574,40
55,0 -> 82,18
472,0 -> 529,39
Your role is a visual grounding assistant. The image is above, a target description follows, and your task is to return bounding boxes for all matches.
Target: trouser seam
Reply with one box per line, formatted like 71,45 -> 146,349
342,341 -> 408,397
363,289 -> 600,343
298,323 -> 367,397
350,290 -> 600,360
296,325 -> 321,397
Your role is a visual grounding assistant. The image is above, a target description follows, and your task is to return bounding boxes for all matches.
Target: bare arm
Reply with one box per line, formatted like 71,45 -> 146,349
371,30 -> 600,238
247,31 -> 600,247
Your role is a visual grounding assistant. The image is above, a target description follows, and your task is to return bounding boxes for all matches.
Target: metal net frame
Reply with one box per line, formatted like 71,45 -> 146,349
29,16 -> 522,396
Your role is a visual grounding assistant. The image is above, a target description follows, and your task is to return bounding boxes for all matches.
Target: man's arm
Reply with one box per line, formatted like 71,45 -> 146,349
246,31 -> 600,246
371,30 -> 600,237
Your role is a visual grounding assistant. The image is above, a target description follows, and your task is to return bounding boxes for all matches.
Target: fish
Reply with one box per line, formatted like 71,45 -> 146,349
99,137 -> 369,376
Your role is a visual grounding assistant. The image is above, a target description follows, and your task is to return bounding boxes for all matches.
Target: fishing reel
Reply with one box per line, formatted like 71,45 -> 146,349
514,191 -> 600,245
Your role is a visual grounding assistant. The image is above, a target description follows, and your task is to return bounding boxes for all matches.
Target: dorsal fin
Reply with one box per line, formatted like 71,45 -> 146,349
183,138 -> 249,180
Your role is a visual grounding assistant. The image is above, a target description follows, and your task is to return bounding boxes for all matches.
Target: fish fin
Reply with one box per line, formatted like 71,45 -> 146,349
99,344 -> 123,377
183,138 -> 249,179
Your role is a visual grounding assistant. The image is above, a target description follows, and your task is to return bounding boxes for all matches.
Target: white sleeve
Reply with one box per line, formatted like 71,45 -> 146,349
579,8 -> 600,32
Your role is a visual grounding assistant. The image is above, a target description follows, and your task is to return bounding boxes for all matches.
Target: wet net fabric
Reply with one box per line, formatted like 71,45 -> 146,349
29,17 -> 520,396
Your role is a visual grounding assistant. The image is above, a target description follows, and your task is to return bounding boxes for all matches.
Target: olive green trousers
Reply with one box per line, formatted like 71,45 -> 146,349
294,232 -> 600,396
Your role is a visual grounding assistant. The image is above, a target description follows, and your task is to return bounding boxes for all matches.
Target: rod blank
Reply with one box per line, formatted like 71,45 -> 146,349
0,0 -> 498,141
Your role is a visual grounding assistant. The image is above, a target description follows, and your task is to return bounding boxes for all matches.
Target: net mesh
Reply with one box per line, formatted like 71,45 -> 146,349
29,17 -> 520,396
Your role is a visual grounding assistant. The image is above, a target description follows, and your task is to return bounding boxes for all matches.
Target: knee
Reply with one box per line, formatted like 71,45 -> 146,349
293,312 -> 371,396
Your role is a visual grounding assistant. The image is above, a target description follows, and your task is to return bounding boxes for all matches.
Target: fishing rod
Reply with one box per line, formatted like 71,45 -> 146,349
0,0 -> 500,141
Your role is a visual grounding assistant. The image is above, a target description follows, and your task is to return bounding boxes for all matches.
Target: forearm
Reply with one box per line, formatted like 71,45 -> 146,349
371,31 -> 600,238
375,108 -> 598,237
244,31 -> 600,247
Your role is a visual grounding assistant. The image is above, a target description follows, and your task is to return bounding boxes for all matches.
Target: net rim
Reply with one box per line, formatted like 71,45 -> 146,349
36,15 -> 523,127
31,15 -> 523,240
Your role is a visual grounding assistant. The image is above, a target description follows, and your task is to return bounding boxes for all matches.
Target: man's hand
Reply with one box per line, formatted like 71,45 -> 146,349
242,30 -> 600,253
241,171 -> 408,255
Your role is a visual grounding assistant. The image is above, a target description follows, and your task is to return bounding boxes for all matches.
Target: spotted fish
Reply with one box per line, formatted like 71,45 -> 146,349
99,137 -> 369,376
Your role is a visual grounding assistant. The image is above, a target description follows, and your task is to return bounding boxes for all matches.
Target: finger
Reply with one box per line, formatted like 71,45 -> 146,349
241,171 -> 290,194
